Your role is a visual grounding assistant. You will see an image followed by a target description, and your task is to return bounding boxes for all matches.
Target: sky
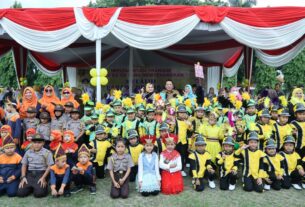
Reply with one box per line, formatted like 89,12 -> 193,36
0,0 -> 305,8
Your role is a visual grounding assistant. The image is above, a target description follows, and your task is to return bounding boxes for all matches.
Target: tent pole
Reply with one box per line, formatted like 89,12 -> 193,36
96,39 -> 102,102
220,66 -> 224,88
128,47 -> 134,96
248,48 -> 253,91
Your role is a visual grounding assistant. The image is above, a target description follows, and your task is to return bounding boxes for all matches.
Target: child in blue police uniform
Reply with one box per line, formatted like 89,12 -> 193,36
0,136 -> 22,197
71,144 -> 96,195
89,125 -> 112,179
50,144 -> 71,197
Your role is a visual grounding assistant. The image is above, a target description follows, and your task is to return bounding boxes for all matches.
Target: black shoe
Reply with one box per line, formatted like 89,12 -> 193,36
71,186 -> 83,194
89,186 -> 96,195
64,191 -> 71,197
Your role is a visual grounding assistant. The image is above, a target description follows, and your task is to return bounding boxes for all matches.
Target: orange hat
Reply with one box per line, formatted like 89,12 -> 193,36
63,130 -> 75,143
51,130 -> 62,141
140,135 -> 156,145
54,144 -> 66,161
2,135 -> 15,148
0,125 -> 12,135
162,133 -> 178,144
26,128 -> 36,136
78,144 -> 90,157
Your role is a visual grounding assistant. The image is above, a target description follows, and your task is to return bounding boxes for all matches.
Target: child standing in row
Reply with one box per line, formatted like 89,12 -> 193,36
159,134 -> 183,195
127,129 -> 143,182
137,135 -> 161,196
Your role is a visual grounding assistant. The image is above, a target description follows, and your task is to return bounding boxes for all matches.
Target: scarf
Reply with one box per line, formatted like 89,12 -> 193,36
60,87 -> 79,108
19,87 -> 38,119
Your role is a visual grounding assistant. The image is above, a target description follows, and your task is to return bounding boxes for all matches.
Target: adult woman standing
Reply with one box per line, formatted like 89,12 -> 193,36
143,83 -> 155,104
39,85 -> 60,118
18,87 -> 40,119
60,87 -> 80,109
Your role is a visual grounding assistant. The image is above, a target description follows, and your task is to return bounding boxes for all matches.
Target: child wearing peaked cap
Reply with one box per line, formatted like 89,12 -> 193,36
51,104 -> 66,131
159,133 -> 183,195
280,135 -> 305,190
137,135 -> 161,196
17,133 -> 54,198
126,129 -> 144,182
65,108 -> 85,146
216,136 -> 239,191
262,139 -> 285,191
37,112 -> 51,148
189,134 -> 216,192
235,131 -> 266,193
272,108 -> 293,150
290,103 -> 305,157
89,125 -> 112,179
154,122 -> 168,157
107,138 -> 134,199
5,100 -> 22,146
50,144 -> 71,197
71,144 -> 96,195
23,106 -> 39,131
256,108 -> 273,150
0,135 -> 22,197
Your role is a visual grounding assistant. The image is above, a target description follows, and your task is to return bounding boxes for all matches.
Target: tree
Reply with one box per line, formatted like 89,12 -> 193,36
0,52 -> 19,88
11,1 -> 22,8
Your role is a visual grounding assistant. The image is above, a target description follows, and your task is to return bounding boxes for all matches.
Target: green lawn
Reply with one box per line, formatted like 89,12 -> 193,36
1,176 -> 305,207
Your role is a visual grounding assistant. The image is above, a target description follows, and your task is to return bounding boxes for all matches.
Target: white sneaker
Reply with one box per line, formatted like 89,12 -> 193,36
181,171 -> 187,177
302,184 -> 305,189
229,184 -> 236,191
208,180 -> 216,189
186,163 -> 190,168
264,184 -> 271,191
292,184 -> 302,190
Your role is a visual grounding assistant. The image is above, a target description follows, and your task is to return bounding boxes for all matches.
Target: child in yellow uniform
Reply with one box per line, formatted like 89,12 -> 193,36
263,139 -> 286,191
199,111 -> 224,164
189,106 -> 207,151
89,125 -> 112,179
216,136 -> 238,191
127,129 -> 143,182
155,122 -> 167,157
290,103 -> 305,157
280,135 -> 305,190
272,108 -> 293,150
256,108 -> 273,150
172,105 -> 192,177
189,135 -> 216,191
235,131 -> 266,193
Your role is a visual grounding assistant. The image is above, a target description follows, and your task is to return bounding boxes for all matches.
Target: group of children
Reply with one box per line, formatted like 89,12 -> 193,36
1,85 -> 305,199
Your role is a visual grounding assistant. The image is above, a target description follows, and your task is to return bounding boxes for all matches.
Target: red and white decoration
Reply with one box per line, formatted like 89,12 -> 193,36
0,6 -> 305,89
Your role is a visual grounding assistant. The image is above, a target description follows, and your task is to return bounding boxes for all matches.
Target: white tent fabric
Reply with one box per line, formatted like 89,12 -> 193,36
207,66 -> 220,95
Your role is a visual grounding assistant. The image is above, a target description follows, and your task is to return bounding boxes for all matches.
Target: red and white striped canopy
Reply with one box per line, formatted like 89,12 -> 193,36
0,5 -> 305,77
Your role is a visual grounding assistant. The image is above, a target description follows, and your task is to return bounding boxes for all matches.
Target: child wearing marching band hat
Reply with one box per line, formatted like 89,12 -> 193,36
216,136 -> 238,191
50,144 -> 71,197
137,135 -> 161,196
159,133 -> 183,195
189,134 -> 216,191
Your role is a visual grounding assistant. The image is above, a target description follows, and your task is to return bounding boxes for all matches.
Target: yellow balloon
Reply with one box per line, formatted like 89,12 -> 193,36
100,68 -> 108,77
100,77 -> 108,86
90,77 -> 97,86
90,68 -> 97,77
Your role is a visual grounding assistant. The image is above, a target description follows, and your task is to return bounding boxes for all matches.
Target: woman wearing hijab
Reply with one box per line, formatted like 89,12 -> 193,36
60,87 -> 80,109
183,84 -> 197,106
288,88 -> 305,121
18,87 -> 40,119
142,83 -> 155,104
39,85 -> 61,118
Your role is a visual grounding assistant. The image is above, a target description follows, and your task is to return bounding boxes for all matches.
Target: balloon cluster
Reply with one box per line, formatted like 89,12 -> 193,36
19,77 -> 28,86
89,68 -> 108,86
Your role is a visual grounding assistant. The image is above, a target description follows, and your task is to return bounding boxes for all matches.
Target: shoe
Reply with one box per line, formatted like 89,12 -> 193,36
89,186 -> 96,195
186,163 -> 190,168
292,184 -> 302,190
264,184 -> 271,191
208,180 -> 216,189
71,186 -> 83,194
181,171 -> 187,177
302,183 -> 305,189
229,184 -> 236,191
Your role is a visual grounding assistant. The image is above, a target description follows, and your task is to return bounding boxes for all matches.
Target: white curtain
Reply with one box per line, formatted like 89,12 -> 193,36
220,17 -> 305,50
28,52 -> 63,76
207,66 -> 220,95
66,67 -> 77,87
223,54 -> 244,77
74,7 -> 122,41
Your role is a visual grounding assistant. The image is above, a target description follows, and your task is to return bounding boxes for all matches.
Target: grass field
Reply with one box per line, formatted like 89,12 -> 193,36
1,175 -> 305,207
